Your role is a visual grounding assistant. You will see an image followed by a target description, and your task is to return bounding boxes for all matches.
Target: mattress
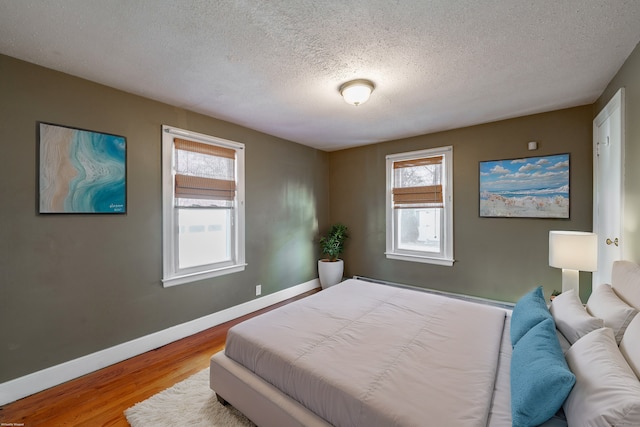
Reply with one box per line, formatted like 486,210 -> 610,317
223,279 -> 507,427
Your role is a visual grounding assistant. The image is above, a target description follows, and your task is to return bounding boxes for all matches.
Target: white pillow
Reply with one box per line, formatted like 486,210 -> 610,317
587,284 -> 637,344
620,313 -> 640,380
550,289 -> 604,344
612,260 -> 640,308
563,327 -> 640,426
555,329 -> 571,354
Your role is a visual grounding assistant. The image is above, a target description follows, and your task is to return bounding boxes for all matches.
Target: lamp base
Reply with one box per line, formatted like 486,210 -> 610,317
561,269 -> 579,294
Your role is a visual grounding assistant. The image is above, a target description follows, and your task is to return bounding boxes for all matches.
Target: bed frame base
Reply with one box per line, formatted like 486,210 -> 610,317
210,351 -> 332,427
216,393 -> 229,406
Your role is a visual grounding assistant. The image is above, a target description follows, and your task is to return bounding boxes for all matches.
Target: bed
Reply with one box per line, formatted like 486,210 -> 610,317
210,260 -> 640,426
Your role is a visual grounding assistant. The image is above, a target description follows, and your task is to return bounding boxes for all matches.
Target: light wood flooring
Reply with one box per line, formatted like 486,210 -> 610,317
0,289 -> 318,426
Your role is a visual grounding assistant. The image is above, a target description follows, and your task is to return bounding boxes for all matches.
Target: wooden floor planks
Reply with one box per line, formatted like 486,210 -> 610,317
0,289 -> 317,426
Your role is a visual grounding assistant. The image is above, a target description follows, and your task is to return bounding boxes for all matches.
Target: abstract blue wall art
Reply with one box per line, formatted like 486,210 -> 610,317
39,122 -> 127,214
479,153 -> 569,218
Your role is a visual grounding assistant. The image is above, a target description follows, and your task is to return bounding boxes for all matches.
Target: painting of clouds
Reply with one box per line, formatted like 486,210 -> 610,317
479,154 -> 569,218
39,122 -> 126,214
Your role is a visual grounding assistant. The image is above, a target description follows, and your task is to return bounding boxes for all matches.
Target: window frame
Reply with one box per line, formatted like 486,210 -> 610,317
161,125 -> 246,287
385,146 -> 454,266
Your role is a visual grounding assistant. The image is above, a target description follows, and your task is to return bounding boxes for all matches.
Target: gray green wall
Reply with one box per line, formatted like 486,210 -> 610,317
328,106 -> 594,303
0,55 -> 329,382
3,40 -> 638,384
595,41 -> 640,263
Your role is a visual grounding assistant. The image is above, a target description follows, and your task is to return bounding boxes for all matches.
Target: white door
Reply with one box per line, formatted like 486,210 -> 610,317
593,88 -> 624,287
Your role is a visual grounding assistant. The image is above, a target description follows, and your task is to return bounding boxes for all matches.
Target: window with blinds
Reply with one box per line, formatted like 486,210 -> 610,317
174,138 -> 236,207
162,126 -> 245,287
385,147 -> 454,266
392,156 -> 444,208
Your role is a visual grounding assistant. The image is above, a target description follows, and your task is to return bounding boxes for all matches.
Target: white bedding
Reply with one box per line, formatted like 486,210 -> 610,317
224,279 -> 507,427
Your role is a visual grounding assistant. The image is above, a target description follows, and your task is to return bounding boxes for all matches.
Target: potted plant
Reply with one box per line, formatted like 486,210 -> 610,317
318,223 -> 349,289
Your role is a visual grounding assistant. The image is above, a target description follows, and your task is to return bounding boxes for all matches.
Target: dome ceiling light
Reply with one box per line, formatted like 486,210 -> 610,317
339,79 -> 375,106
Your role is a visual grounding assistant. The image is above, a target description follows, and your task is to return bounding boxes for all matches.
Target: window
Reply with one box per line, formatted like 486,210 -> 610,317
162,125 -> 245,287
385,146 -> 453,266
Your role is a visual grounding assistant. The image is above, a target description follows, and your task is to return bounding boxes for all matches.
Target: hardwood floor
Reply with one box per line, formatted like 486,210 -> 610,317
0,289 -> 318,427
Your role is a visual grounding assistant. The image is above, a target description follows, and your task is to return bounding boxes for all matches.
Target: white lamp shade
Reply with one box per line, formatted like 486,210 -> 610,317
549,231 -> 598,272
340,79 -> 374,106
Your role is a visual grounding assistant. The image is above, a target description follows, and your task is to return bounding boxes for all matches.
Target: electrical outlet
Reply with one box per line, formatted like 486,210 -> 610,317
256,284 -> 262,296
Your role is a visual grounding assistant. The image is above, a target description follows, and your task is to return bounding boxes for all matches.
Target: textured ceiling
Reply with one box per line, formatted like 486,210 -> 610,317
1,1 -> 639,151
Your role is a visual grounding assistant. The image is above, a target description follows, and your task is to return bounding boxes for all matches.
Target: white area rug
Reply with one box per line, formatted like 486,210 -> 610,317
125,368 -> 255,427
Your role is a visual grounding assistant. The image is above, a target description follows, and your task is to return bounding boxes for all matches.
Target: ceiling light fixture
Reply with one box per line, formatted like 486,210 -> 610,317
340,79 -> 375,106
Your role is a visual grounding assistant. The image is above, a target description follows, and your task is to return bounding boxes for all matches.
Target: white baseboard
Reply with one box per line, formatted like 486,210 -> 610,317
0,279 -> 320,406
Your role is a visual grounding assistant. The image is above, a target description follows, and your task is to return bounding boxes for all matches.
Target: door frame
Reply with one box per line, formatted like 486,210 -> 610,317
592,87 -> 625,287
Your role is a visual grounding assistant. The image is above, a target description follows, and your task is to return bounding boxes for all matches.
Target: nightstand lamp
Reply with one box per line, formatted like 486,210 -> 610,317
549,231 -> 598,294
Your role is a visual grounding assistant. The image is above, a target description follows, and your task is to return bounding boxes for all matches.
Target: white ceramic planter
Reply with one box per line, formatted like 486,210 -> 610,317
318,259 -> 344,289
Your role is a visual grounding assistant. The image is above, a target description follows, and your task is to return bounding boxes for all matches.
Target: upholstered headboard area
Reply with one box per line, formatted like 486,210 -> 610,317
611,260 -> 640,309
519,259 -> 640,426
563,260 -> 640,425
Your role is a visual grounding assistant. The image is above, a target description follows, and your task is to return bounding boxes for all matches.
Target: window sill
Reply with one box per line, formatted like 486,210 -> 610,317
385,252 -> 454,267
162,263 -> 247,288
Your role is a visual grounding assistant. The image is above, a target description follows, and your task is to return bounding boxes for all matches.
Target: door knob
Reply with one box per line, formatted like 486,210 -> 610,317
606,237 -> 619,247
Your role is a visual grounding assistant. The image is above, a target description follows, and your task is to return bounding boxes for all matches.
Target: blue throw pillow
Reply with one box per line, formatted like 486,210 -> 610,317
511,318 -> 576,427
510,286 -> 552,346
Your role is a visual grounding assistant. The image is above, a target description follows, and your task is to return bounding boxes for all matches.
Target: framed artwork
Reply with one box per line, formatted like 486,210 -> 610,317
479,153 -> 569,218
38,122 -> 127,214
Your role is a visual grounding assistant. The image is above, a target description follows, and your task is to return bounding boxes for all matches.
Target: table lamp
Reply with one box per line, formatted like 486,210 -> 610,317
549,231 -> 598,294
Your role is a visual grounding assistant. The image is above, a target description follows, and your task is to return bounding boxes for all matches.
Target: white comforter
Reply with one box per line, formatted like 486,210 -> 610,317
225,279 -> 507,427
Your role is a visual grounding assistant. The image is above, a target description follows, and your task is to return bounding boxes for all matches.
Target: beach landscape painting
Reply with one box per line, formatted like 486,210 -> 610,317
39,122 -> 126,214
479,153 -> 569,218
